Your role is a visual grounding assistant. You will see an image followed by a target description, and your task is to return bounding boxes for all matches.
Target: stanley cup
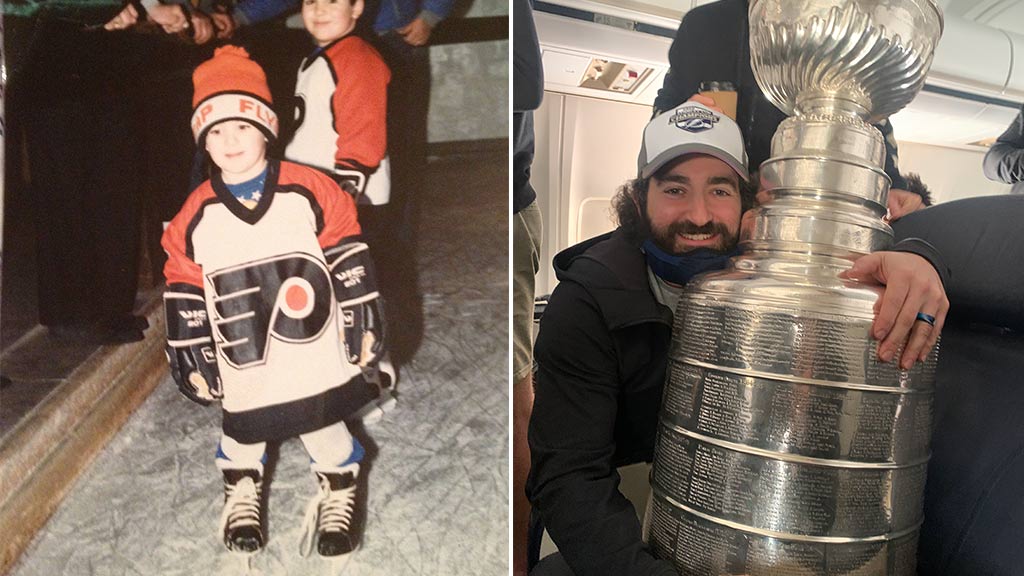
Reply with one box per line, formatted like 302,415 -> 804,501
643,1 -> 943,574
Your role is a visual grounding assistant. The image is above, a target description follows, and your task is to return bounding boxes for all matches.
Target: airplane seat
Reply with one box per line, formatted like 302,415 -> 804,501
892,195 -> 1024,575
575,197 -> 616,245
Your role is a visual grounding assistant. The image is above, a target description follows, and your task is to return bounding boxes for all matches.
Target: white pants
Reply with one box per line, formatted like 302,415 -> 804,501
217,420 -> 356,473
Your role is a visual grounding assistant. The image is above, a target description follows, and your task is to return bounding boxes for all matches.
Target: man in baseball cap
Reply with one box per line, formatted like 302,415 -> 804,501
524,100 -> 949,576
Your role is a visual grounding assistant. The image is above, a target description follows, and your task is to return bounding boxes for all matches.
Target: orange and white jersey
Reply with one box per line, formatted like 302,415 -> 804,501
285,35 -> 392,205
162,160 -> 372,443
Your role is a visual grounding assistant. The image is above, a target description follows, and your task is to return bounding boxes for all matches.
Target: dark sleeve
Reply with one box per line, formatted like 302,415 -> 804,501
513,0 -> 543,113
982,109 -> 1024,185
876,118 -> 909,191
892,195 -> 1024,331
527,281 -> 678,576
232,0 -> 296,27
653,13 -> 701,115
421,0 -> 455,24
890,238 -> 949,288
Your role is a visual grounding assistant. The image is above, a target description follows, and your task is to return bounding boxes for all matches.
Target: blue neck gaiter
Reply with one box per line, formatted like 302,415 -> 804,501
225,165 -> 268,204
642,239 -> 739,286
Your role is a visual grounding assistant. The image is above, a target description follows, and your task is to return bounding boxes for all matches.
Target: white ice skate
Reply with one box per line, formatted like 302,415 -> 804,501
300,463 -> 360,557
219,468 -> 264,554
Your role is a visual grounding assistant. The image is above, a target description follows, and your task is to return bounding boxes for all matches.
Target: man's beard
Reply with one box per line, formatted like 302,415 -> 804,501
646,218 -> 738,256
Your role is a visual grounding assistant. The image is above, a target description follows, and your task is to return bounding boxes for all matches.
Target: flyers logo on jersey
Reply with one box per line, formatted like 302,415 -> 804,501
207,253 -> 333,368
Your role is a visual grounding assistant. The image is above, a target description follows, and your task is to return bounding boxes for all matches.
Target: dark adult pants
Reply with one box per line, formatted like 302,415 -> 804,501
24,97 -> 141,327
373,31 -> 430,253
364,31 -> 431,364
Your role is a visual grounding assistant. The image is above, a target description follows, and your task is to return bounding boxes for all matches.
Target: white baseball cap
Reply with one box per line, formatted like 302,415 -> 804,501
638,103 -> 748,181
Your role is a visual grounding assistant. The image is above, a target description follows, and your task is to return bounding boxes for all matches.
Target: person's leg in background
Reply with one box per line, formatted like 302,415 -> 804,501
86,101 -> 144,337
25,92 -> 144,342
369,31 -> 430,365
21,12 -> 146,343
24,101 -> 90,331
513,199 -> 542,575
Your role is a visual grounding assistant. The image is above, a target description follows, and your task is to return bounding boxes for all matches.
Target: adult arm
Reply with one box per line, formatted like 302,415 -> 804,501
513,0 -> 543,113
232,0 -> 297,27
418,0 -> 455,27
528,281 -> 677,576
892,195 -> 1024,331
395,0 -> 456,45
653,11 -> 702,116
840,239 -> 950,369
983,109 -> 1024,185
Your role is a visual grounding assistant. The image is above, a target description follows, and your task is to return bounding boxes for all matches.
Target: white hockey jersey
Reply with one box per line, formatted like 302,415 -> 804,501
285,35 -> 392,205
162,160 -> 375,442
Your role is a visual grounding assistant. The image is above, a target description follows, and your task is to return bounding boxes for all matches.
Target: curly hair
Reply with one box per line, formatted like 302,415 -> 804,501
903,172 -> 933,206
611,176 -> 652,246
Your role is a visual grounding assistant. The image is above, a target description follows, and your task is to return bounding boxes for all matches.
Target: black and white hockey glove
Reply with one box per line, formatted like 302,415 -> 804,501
332,167 -> 367,201
325,239 -> 386,366
164,284 -> 222,406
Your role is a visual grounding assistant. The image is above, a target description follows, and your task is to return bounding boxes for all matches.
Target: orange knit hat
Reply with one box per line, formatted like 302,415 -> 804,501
190,46 -> 279,144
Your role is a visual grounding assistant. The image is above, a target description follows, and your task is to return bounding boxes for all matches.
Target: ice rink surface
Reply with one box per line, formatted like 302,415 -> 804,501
11,152 -> 509,576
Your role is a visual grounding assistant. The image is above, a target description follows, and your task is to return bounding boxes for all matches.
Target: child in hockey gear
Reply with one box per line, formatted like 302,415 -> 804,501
162,46 -> 386,556
285,0 -> 391,205
286,0 -> 399,422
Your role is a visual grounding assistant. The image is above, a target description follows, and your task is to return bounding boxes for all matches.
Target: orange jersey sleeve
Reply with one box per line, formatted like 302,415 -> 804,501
278,161 -> 362,247
327,38 -> 391,173
162,185 -> 216,289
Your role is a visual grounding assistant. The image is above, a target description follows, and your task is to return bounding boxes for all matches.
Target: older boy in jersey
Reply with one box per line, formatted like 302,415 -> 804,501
285,0 -> 397,419
162,46 -> 385,557
285,0 -> 390,203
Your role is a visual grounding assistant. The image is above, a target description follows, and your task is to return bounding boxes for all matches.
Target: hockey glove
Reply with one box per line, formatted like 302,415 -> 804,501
325,239 -> 387,366
332,167 -> 367,202
164,284 -> 222,405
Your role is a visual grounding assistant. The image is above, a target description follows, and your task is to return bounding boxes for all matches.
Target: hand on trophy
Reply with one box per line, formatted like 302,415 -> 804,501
685,93 -> 725,115
839,251 -> 949,369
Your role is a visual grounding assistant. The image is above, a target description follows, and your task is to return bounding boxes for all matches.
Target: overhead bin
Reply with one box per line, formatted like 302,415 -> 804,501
929,15 -> 1024,101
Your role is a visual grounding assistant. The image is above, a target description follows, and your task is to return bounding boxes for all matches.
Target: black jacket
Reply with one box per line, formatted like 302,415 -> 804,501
653,0 -> 908,191
890,196 -> 1024,574
982,105 -> 1024,195
527,228 -> 947,576
528,229 -> 677,576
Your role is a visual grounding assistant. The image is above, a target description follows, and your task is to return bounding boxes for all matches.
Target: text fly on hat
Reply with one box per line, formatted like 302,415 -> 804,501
191,94 -> 279,142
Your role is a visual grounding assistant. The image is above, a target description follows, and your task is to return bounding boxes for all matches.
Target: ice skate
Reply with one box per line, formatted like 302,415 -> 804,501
300,463 -> 359,557
220,468 -> 264,553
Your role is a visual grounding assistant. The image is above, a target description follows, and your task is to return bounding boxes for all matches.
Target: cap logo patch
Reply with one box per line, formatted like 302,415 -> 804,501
669,105 -> 719,133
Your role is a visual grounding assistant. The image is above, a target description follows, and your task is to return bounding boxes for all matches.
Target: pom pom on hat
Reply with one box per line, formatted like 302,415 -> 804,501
191,45 -> 279,144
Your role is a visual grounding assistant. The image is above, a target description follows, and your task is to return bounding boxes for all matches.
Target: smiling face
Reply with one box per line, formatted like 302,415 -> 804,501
204,120 -> 268,184
644,154 -> 743,255
302,0 -> 363,46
